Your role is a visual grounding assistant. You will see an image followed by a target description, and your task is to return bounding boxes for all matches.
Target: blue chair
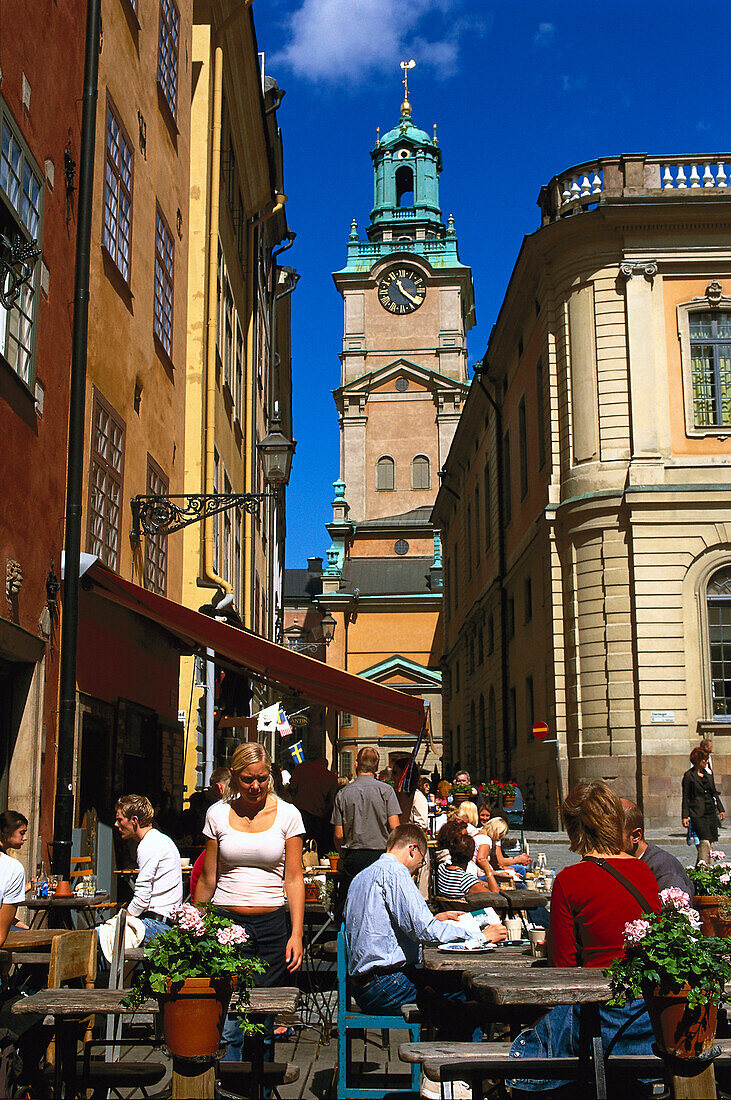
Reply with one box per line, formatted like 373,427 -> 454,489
337,926 -> 420,1099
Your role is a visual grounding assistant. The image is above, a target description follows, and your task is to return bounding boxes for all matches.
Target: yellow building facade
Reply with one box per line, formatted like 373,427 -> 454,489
181,2 -> 295,796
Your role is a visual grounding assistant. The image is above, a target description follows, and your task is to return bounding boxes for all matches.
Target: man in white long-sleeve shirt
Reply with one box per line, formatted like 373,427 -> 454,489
114,794 -> 183,943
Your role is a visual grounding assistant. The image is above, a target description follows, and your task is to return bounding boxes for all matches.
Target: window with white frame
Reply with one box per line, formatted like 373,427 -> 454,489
144,457 -> 168,595
223,281 -> 233,393
339,751 -> 354,779
154,207 -> 174,358
234,512 -> 242,610
103,100 -> 132,283
87,390 -> 125,570
0,100 -> 44,386
689,311 -> 731,428
340,712 -> 353,728
235,319 -> 243,425
157,0 -> 179,119
708,565 -> 731,719
212,448 -> 220,572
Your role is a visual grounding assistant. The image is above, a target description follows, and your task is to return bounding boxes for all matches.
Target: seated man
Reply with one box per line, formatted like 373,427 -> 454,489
345,824 -> 505,1021
114,794 -> 183,943
437,830 -> 499,898
622,799 -> 694,895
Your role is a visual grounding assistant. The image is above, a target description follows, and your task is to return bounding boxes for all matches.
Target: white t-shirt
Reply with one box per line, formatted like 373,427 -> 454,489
128,828 -> 183,918
203,798 -> 305,908
0,852 -> 26,906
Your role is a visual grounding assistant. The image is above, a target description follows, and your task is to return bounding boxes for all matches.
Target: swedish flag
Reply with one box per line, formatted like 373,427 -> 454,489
289,740 -> 305,765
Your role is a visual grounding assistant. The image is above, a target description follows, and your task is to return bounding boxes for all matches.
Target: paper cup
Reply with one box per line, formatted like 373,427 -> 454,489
528,928 -> 547,957
504,918 -> 522,941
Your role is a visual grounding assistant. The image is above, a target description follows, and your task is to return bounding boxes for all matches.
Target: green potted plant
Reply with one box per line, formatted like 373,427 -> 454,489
450,782 -> 474,806
607,887 -> 731,1059
687,850 -> 731,937
124,903 -> 265,1058
326,850 -> 340,871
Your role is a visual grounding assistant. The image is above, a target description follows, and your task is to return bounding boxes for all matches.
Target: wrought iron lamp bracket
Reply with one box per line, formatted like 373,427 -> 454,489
0,232 -> 41,310
130,492 -> 273,544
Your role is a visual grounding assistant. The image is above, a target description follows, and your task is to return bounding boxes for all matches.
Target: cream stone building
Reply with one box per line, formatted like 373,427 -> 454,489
434,154 -> 731,827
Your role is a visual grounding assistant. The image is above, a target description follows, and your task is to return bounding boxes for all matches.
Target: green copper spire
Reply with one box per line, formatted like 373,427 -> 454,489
368,61 -> 443,240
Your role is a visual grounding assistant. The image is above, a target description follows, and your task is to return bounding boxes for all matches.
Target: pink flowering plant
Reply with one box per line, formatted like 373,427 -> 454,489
124,903 -> 266,1034
607,888 -> 731,1011
687,849 -> 731,896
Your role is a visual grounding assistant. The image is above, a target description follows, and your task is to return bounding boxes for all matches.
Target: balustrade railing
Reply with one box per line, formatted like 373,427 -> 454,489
538,153 -> 731,223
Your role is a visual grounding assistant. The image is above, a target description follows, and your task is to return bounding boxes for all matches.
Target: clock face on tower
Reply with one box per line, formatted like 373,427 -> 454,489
377,266 -> 426,314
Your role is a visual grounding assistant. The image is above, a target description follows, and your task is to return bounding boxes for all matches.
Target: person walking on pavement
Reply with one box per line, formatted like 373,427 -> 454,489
332,745 -> 401,920
289,747 -> 338,857
682,747 -> 725,865
114,794 -> 183,943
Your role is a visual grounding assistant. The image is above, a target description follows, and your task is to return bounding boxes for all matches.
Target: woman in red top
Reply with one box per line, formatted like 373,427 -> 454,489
510,782 -> 661,1094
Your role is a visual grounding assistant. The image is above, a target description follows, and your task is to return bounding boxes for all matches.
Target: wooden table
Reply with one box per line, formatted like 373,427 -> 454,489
25,893 -> 114,929
465,967 -> 716,1100
3,928 -> 69,950
422,943 -> 543,973
12,985 -> 299,1099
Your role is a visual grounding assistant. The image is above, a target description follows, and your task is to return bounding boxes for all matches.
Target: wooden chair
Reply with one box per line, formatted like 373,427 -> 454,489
47,927 -> 167,1098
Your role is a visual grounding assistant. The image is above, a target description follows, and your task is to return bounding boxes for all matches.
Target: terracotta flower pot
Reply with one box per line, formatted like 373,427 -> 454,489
451,792 -> 471,806
328,855 -> 339,871
694,895 -> 731,938
158,976 -> 235,1058
502,795 -> 516,809
54,880 -> 72,897
642,982 -> 718,1059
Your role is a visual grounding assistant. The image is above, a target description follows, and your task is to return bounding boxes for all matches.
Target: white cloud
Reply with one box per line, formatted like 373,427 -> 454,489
534,21 -> 555,46
269,0 -> 467,83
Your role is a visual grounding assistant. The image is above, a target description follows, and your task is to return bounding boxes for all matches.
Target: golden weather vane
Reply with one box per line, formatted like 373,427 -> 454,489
400,59 -> 416,106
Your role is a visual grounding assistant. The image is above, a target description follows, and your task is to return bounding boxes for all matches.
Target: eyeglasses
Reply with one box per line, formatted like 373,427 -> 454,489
409,843 -> 426,868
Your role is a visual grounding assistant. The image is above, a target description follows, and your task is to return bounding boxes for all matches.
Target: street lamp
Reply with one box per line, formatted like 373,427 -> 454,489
257,414 -> 296,487
320,609 -> 337,646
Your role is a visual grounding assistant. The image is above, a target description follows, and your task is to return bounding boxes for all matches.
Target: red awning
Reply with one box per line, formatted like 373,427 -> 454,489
84,562 -> 426,735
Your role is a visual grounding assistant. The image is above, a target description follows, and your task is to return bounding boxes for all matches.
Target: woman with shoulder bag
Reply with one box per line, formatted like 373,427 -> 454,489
682,746 -> 725,865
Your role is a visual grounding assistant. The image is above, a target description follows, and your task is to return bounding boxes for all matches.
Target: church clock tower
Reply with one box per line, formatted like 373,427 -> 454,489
332,77 -> 475,521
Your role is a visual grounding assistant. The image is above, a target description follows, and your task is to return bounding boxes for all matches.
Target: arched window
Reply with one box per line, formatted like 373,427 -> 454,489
469,700 -> 476,770
395,165 -> 414,207
376,455 -> 395,491
478,694 -> 486,779
411,454 -> 430,490
708,565 -> 731,717
488,688 -> 497,777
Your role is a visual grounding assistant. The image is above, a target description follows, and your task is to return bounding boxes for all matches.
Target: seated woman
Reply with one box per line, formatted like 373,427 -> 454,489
509,781 -> 661,1094
436,830 -> 499,899
455,801 -> 481,835
483,816 -> 531,879
0,811 -> 28,945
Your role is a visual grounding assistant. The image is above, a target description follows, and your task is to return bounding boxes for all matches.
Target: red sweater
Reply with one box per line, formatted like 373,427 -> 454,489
550,857 -> 661,969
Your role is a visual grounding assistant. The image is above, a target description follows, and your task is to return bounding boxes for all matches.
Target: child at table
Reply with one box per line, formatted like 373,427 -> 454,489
509,782 -> 660,1094
0,811 -> 28,944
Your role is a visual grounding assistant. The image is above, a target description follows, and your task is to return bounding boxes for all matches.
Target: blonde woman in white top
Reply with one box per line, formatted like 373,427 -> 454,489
194,742 -> 305,1064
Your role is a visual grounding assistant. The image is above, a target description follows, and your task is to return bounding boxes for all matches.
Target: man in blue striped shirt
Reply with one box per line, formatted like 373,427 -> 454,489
344,824 -> 506,1018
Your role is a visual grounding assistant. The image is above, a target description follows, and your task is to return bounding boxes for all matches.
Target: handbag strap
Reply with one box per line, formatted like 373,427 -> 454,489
582,856 -> 655,915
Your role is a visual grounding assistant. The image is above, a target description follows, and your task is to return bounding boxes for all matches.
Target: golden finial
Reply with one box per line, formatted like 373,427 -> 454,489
433,123 -> 438,145
375,126 -> 380,146
400,59 -> 415,115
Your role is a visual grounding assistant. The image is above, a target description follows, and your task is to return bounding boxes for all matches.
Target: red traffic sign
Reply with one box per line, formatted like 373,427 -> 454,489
532,721 -> 549,741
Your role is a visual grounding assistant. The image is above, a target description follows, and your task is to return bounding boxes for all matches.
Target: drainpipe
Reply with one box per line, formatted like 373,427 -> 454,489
473,362 -> 510,775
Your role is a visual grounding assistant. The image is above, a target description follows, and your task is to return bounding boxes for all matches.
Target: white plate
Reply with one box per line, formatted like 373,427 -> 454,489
437,942 -> 496,953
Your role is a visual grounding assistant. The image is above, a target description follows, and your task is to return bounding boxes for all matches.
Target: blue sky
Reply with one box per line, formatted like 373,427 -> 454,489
259,0 -> 728,568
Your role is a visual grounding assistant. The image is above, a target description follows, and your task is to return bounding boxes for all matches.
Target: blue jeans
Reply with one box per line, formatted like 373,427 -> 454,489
216,907 -> 288,1065
141,916 -> 171,943
509,999 -> 654,1092
355,966 -> 483,1042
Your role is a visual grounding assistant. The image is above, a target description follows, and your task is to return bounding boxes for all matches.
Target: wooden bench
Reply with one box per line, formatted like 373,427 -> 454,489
400,1039 -> 731,1099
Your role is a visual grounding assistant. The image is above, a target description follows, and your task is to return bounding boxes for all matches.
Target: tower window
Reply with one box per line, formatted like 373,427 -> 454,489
411,454 -> 430,490
394,539 -> 409,556
376,455 -> 395,491
395,165 -> 414,207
